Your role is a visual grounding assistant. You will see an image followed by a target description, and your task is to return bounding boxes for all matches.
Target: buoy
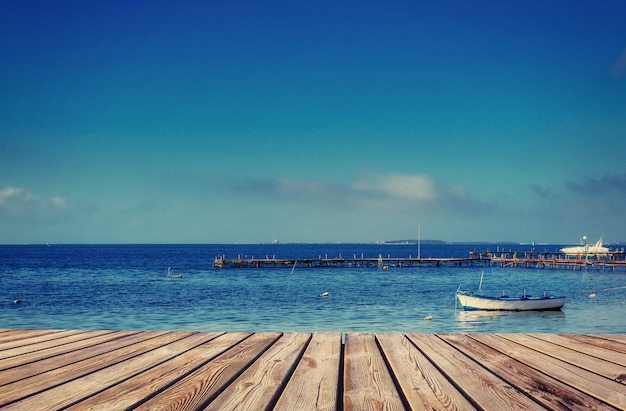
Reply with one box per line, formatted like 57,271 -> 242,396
424,315 -> 432,321
589,293 -> 596,299
13,299 -> 21,305
320,292 -> 329,297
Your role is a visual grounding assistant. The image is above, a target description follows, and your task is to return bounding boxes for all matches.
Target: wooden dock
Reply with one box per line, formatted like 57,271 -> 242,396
213,255 -> 483,269
213,250 -> 626,271
1,329 -> 625,410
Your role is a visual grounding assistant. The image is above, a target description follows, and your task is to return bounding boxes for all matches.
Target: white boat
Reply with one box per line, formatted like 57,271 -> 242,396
456,291 -> 566,311
456,271 -> 565,311
561,234 -> 609,257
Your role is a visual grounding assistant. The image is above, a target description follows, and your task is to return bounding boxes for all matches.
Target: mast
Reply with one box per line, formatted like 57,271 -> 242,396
417,224 -> 421,260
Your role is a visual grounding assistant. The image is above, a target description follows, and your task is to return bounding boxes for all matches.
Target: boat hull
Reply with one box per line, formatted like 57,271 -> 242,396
456,293 -> 565,311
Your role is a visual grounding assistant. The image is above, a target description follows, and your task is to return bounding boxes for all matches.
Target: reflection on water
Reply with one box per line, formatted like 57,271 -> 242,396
456,309 -> 565,323
455,309 -> 566,333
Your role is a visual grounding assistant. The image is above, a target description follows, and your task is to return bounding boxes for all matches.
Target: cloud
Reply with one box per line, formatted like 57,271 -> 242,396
610,48 -> 626,78
232,176 -> 357,211
565,173 -> 626,196
349,172 -> 470,210
561,173 -> 626,219
529,184 -> 552,198
0,186 -> 92,222
352,173 -> 439,201
231,172 -> 473,212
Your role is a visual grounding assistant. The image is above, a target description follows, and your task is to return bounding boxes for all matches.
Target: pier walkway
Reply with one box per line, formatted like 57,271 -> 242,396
213,255 -> 483,269
213,250 -> 626,271
1,328 -> 625,410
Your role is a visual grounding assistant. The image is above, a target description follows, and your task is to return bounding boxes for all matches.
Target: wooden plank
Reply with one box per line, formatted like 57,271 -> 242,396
0,329 -> 104,358
406,333 -> 545,410
0,330 -> 152,384
593,334 -> 626,346
0,331 -> 190,407
1,329 -> 625,411
66,332 -> 251,410
203,333 -> 311,411
563,334 -> 626,355
137,332 -> 281,410
0,329 -> 68,346
501,334 -> 626,382
473,334 -> 626,409
2,332 -> 220,410
0,330 -> 136,371
273,332 -> 341,411
376,333 -> 475,410
343,333 -> 405,411
530,334 -> 626,366
441,334 -> 615,411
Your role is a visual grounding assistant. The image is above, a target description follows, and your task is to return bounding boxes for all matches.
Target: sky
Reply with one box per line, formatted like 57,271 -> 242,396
1,0 -> 626,245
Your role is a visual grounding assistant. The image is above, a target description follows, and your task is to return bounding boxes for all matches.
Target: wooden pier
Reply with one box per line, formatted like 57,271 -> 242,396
486,250 -> 626,271
1,328 -> 625,410
213,250 -> 626,271
213,255 -> 483,269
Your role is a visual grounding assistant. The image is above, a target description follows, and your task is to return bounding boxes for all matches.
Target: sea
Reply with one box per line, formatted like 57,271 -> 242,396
1,243 -> 625,334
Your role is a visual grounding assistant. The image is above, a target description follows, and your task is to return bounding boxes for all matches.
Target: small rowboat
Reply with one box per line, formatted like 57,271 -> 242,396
456,291 -> 566,311
456,271 -> 565,311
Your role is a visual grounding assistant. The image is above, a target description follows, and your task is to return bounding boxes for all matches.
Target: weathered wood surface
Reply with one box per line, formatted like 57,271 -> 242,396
0,329 -> 624,410
273,332 -> 341,411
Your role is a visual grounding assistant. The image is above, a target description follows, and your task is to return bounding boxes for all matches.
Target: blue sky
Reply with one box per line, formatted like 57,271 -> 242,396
1,0 -> 625,244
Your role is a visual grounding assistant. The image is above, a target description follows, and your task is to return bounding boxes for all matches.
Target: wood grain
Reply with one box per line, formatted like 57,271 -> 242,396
0,329 -> 120,362
0,329 -> 624,411
0,329 -> 70,346
0,331 -> 193,408
376,333 -> 475,410
67,332 -> 250,410
203,333 -> 311,411
406,333 -> 545,410
474,333 -> 626,409
343,333 -> 404,411
501,333 -> 626,381
560,334 -> 626,355
441,333 -> 615,411
529,333 -> 626,366
0,330 -> 162,386
273,332 -> 341,411
138,332 -> 282,410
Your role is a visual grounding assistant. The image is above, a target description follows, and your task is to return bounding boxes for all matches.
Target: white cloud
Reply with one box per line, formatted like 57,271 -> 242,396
232,172 -> 469,211
50,196 -> 67,207
0,187 -> 38,213
352,173 -> 438,201
0,187 -> 31,201
0,186 -> 87,222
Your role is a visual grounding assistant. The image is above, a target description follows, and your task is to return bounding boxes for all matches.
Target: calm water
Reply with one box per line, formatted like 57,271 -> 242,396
1,244 -> 625,334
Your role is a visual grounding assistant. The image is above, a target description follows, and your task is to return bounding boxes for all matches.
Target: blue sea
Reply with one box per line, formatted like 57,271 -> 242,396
1,243 -> 625,334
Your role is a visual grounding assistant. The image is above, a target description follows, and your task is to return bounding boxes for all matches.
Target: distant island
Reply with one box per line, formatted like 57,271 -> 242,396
378,239 -> 447,245
380,239 -> 520,245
